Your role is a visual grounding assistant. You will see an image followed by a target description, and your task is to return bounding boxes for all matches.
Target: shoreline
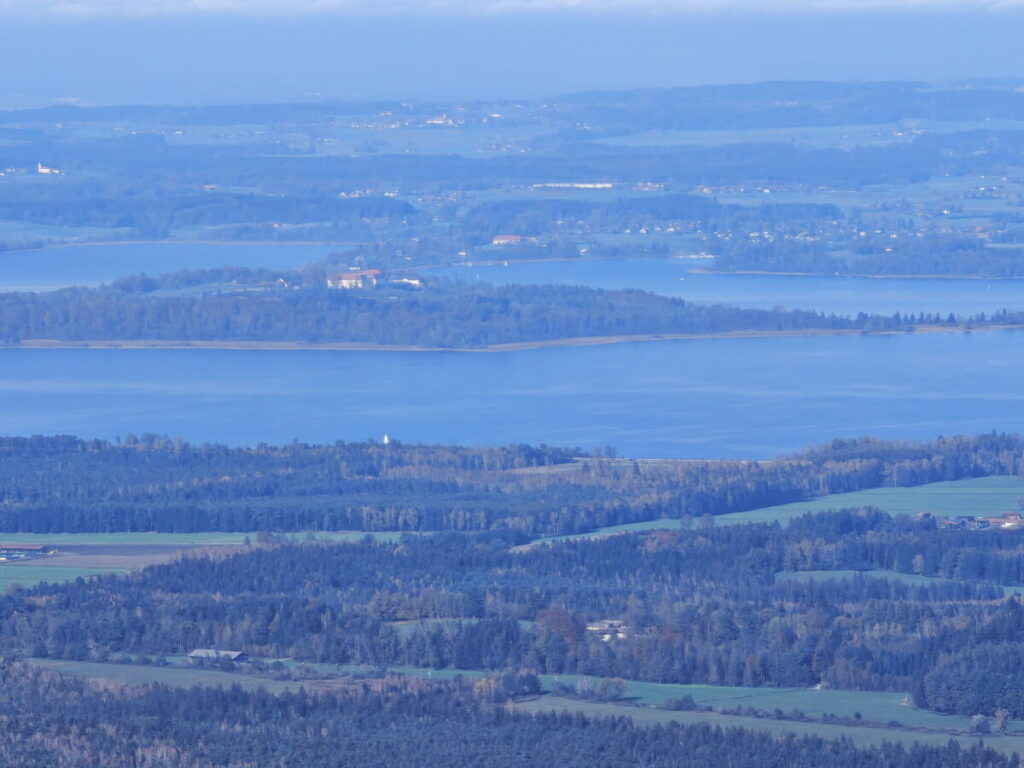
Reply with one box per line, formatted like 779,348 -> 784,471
686,268 -> 1024,281
6,324 -> 1017,353
7,239 -> 369,253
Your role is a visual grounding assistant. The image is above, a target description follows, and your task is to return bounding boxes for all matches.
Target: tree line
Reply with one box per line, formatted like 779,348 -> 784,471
0,432 -> 1019,534
0,272 -> 919,347
0,659 -> 1014,768
9,505 -> 1024,716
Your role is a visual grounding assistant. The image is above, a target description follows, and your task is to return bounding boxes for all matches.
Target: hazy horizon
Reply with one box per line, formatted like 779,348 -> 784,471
1,7 -> 1023,108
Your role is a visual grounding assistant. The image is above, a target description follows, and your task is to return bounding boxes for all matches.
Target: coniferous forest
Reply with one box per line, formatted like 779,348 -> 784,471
0,273 -> 923,348
0,659 -> 1015,768
0,432 -> 1019,533
3,433 -> 1024,766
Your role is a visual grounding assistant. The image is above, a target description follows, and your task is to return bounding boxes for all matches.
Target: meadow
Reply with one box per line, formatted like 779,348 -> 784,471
0,565 -> 124,591
0,531 -> 409,591
0,532 -> 253,546
713,475 -> 1024,525
29,656 -> 1023,753
0,531 -> 409,546
514,519 -> 681,550
25,658 -> 972,730
287,663 -> 994,734
520,476 -> 1024,548
511,697 -> 1024,754
28,659 -> 305,694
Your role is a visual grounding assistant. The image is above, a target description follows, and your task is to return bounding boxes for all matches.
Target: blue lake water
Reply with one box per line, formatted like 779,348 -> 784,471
0,242 -> 343,291
1,330 -> 1019,458
434,258 -> 1024,317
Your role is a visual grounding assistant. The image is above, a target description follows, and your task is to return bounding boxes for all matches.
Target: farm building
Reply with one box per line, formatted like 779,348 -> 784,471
938,512 -> 1024,531
984,513 -> 1024,529
586,619 -> 629,641
0,544 -> 54,561
188,649 -> 246,662
326,269 -> 380,290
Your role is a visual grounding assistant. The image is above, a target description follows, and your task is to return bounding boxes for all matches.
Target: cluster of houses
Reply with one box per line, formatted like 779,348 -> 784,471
491,235 -> 539,246
326,268 -> 381,290
0,544 -> 55,562
326,269 -> 423,290
586,619 -> 629,642
936,512 -> 1024,531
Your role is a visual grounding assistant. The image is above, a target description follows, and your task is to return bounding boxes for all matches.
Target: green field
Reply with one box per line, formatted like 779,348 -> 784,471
522,477 -> 1024,548
517,519 -> 681,549
296,663 -> 990,734
33,657 -> 1024,751
0,531 -> 412,592
0,531 -> 408,546
0,532 -> 255,546
511,697 -> 1024,754
28,659 -> 304,694
776,569 -> 1024,596
532,676 -> 983,731
715,475 -> 1024,526
0,565 -> 124,591
302,531 -> 412,543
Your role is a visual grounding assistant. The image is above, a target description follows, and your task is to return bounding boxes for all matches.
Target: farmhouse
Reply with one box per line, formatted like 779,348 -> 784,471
389,277 -> 423,288
938,512 -> 1024,531
984,512 -> 1024,529
188,649 -> 247,662
492,235 -> 528,246
326,269 -> 381,290
0,544 -> 54,561
586,619 -> 629,641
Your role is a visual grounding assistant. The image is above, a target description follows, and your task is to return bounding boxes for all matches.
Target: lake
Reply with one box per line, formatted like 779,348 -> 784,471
1,330 -> 1019,458
433,258 -> 1024,317
0,242 -> 346,291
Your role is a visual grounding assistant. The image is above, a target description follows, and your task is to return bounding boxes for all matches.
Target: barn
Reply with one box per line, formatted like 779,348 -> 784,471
188,649 -> 247,662
0,544 -> 54,560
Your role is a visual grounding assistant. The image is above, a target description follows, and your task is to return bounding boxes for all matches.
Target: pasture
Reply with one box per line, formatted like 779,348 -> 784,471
282,662 -> 998,735
28,659 -> 304,694
0,531 -> 410,591
522,476 -> 1024,548
713,475 -> 1024,526
0,565 -> 124,591
511,697 -> 1024,754
533,676 -> 981,731
516,519 -> 680,550
31,657 -> 1024,752
0,532 -> 253,546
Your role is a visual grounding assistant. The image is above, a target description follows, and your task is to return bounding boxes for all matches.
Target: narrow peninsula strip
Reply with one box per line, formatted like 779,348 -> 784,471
8,323 -> 1019,353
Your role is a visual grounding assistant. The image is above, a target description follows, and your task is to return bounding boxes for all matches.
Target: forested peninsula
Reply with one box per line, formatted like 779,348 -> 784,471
0,269 -> 1015,349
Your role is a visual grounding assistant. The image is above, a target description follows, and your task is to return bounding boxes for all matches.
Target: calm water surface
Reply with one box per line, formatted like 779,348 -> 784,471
0,331 -> 1018,458
435,258 -> 1024,317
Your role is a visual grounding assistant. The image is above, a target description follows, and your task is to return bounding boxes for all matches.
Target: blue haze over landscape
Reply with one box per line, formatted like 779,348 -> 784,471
2,7 -> 1024,107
